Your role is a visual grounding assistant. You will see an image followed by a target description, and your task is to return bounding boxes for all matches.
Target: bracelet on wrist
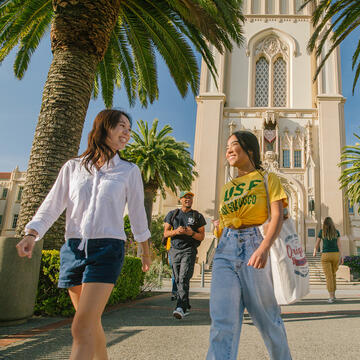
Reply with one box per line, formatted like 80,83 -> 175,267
25,233 -> 36,238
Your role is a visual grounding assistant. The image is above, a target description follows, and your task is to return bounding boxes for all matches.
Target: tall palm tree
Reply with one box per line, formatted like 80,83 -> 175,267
0,0 -> 244,247
339,133 -> 360,212
122,119 -> 197,227
303,0 -> 360,93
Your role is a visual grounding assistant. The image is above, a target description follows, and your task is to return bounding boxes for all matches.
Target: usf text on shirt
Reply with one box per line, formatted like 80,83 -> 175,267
215,171 -> 288,238
26,155 -> 151,243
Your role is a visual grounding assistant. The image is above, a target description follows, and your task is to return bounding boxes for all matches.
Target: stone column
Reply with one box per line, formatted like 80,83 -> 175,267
317,95 -> 351,254
192,93 -> 226,267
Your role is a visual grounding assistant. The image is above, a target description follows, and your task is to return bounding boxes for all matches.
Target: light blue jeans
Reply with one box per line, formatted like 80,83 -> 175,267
207,227 -> 292,360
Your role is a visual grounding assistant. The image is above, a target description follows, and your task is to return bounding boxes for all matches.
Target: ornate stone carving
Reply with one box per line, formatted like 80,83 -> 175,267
255,36 -> 289,60
292,174 -> 304,183
262,151 -> 279,173
263,110 -> 278,124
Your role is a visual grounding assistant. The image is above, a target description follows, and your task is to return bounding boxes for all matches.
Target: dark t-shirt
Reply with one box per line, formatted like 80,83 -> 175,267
318,229 -> 340,253
164,209 -> 206,250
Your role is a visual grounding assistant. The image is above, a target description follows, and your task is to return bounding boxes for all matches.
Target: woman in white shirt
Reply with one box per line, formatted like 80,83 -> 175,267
16,109 -> 151,360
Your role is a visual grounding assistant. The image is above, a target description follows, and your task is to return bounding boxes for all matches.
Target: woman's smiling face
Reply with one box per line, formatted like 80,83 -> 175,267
106,115 -> 131,151
226,135 -> 253,170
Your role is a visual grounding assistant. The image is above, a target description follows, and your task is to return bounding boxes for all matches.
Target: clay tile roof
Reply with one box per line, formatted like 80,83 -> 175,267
0,173 -> 11,179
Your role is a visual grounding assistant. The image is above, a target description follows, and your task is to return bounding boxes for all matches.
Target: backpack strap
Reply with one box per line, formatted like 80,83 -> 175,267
169,208 -> 180,227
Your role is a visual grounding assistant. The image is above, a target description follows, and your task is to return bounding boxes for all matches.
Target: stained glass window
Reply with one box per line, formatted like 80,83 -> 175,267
273,57 -> 287,107
255,57 -> 269,107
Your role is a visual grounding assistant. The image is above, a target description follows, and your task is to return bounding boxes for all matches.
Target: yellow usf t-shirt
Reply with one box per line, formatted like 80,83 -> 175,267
215,171 -> 287,237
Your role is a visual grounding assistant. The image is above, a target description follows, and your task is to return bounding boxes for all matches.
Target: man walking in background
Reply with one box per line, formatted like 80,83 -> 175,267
163,191 -> 206,319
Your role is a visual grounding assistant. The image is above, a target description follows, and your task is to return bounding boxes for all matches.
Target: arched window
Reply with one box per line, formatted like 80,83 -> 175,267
255,57 -> 269,107
273,57 -> 287,107
253,35 -> 289,107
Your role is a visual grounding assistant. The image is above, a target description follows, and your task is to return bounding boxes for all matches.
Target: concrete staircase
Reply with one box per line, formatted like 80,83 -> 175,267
307,252 -> 360,286
190,265 -> 212,288
307,252 -> 326,285
188,253 -> 360,288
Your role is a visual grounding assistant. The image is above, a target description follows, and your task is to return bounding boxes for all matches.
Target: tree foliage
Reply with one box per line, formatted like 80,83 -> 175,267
122,119 -> 197,196
0,0 -> 245,107
303,0 -> 360,93
339,133 -> 360,212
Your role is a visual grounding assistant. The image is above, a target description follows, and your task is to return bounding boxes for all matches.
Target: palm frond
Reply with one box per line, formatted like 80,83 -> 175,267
339,134 -> 360,210
98,43 -> 117,108
14,10 -> 52,78
122,119 -> 197,195
305,0 -> 360,93
1,0 -> 245,107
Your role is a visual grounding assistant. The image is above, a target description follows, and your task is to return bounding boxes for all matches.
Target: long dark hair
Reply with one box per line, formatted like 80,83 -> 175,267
322,217 -> 337,240
231,130 -> 263,171
80,109 -> 132,172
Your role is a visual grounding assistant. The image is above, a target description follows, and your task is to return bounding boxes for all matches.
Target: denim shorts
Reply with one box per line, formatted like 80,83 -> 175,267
58,238 -> 125,288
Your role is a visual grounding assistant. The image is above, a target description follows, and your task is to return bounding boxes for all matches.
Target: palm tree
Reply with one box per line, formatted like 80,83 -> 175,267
0,0 -> 244,247
122,119 -> 197,227
339,133 -> 360,212
303,0 -> 360,93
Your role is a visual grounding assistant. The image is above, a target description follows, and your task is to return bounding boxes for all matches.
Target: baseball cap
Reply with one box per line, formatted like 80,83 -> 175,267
179,190 -> 194,198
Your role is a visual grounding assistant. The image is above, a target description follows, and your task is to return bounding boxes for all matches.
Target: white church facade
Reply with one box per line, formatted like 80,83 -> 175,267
190,0 -> 360,265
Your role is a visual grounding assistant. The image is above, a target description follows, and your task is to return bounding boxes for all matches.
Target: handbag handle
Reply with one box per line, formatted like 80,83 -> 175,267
263,172 -> 271,219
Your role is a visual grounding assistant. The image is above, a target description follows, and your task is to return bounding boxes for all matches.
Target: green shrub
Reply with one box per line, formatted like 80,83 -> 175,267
143,259 -> 172,291
150,215 -> 167,261
35,250 -> 144,316
35,250 -> 74,317
107,256 -> 144,305
343,256 -> 360,273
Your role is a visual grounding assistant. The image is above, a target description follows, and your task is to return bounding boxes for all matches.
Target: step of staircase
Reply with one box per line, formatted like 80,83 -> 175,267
188,253 -> 360,287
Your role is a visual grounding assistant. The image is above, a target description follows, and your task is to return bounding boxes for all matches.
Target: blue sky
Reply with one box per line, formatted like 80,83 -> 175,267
0,29 -> 359,172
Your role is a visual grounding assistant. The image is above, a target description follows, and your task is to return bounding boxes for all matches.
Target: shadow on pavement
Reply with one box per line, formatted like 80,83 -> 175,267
0,327 -> 71,360
291,297 -> 360,306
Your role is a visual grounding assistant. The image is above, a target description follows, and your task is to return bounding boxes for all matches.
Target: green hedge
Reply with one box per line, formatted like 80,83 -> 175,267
35,250 -> 144,316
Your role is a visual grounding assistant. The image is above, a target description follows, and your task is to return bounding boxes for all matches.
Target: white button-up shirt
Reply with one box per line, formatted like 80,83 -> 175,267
26,155 -> 150,245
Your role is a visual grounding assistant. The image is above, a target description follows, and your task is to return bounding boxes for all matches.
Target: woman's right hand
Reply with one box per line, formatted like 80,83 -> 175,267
312,249 -> 317,257
212,219 -> 220,231
16,235 -> 36,259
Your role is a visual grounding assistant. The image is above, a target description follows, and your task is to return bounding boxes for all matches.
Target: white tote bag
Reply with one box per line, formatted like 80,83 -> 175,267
263,173 -> 310,305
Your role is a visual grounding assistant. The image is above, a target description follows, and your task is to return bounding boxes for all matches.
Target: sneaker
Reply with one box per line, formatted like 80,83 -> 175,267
184,309 -> 190,317
173,307 -> 185,319
328,298 -> 335,303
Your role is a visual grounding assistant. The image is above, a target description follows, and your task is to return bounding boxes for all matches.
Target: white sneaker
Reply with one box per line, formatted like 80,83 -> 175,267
328,298 -> 335,303
184,309 -> 190,317
173,307 -> 185,319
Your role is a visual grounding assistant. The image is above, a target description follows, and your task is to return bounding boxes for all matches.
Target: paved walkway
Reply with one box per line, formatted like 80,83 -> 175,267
1,287 -> 360,360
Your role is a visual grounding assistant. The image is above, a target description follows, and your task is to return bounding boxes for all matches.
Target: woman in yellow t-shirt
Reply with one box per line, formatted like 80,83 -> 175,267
207,131 -> 292,360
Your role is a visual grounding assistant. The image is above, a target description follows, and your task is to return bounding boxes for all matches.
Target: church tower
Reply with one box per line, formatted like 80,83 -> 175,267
192,0 -> 352,263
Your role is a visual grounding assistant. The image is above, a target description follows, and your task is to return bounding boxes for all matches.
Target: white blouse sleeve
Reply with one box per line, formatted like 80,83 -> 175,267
25,161 -> 70,241
127,165 -> 151,243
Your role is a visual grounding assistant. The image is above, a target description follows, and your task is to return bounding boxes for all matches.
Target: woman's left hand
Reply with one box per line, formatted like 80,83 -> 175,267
247,245 -> 270,269
141,255 -> 152,272
339,256 -> 344,265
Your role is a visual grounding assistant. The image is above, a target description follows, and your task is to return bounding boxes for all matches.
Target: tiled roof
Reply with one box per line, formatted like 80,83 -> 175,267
0,173 -> 11,179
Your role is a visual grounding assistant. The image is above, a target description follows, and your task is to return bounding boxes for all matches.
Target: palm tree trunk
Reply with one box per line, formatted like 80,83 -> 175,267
137,186 -> 156,257
16,49 -> 97,249
16,0 -> 123,248
144,187 -> 156,230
